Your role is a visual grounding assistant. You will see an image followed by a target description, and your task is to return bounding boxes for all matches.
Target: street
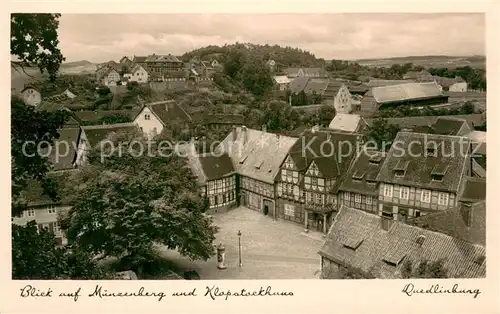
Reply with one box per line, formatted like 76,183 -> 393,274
157,206 -> 325,279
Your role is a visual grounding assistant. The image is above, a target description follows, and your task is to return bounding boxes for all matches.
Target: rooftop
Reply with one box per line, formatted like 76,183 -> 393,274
339,151 -> 386,196
328,113 -> 364,133
319,205 -> 486,278
82,123 -> 138,147
372,82 -> 445,104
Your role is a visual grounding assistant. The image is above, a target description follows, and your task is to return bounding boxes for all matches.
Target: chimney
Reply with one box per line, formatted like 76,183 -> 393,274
232,126 -> 237,142
381,217 -> 394,231
262,124 -> 267,133
460,202 -> 473,227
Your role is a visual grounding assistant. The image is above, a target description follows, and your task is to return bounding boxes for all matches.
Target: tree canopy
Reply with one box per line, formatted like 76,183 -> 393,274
11,13 -> 65,81
365,118 -> 401,151
61,131 -> 218,263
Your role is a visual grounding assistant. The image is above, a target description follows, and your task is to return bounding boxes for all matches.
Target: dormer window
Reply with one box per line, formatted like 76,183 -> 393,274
394,160 -> 410,177
426,143 -> 439,157
431,164 -> 448,182
352,170 -> 365,182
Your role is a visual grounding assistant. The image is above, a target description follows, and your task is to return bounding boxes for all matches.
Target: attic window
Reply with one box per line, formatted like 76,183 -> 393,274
369,154 -> 383,165
415,235 -> 426,246
474,254 -> 485,265
352,170 -> 365,182
394,160 -> 410,177
341,238 -> 364,251
239,156 -> 248,164
426,144 -> 438,157
254,161 -> 264,169
431,164 -> 448,182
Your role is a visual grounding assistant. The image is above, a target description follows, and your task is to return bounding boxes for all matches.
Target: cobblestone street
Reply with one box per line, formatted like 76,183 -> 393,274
157,206 -> 325,279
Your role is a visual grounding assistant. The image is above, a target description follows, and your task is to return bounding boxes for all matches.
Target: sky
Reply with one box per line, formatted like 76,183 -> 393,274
58,13 -> 485,63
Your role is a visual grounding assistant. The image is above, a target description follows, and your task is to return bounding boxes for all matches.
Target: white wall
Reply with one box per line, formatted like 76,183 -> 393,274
13,205 -> 70,245
134,107 -> 164,137
334,84 -> 353,114
449,82 -> 468,92
22,88 -> 42,106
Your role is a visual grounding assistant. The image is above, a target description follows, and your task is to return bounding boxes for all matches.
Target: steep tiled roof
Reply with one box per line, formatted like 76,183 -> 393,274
145,54 -> 182,63
366,79 -> 415,88
303,79 -> 329,95
289,77 -> 310,94
217,127 -> 298,184
74,109 -> 141,125
198,153 -> 236,181
82,123 -> 138,147
364,114 -> 485,130
146,101 -> 192,125
49,127 -> 81,171
372,82 -> 445,104
431,117 -> 468,135
319,206 -> 486,278
322,80 -> 345,100
408,201 -> 486,246
459,177 -> 486,203
376,132 -> 470,193
328,114 -> 364,133
339,151 -> 386,196
133,56 -> 147,63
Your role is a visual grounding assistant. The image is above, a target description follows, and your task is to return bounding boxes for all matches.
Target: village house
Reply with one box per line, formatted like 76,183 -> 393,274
75,123 -> 139,166
217,126 -> 298,219
200,114 -> 245,134
338,151 -> 386,214
403,70 -> 434,82
133,100 -> 191,138
318,205 -> 486,279
98,67 -> 121,86
123,64 -> 149,84
13,171 -> 75,246
119,56 -> 133,67
376,132 -> 471,221
433,76 -> 468,92
284,67 -> 328,79
133,53 -> 184,78
186,148 -> 238,212
276,129 -> 361,233
408,177 -> 485,246
20,85 -> 42,106
328,113 -> 367,133
359,82 -> 449,117
273,75 -> 292,91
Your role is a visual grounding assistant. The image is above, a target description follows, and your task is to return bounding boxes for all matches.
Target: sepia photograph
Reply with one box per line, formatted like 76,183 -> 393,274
10,12 -> 487,283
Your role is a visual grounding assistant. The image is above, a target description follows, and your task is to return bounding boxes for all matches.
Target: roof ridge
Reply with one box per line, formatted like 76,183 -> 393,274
82,122 -> 136,130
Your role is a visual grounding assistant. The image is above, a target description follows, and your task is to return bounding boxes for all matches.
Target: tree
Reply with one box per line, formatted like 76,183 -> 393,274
11,14 -> 65,81
318,104 -> 336,127
62,131 -> 218,267
401,259 -> 448,278
11,97 -> 68,216
263,101 -> 297,132
12,221 -> 107,279
366,118 -> 401,151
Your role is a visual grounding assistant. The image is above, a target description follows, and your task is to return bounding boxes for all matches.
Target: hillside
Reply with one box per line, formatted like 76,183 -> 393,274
182,43 -> 325,68
355,55 -> 485,69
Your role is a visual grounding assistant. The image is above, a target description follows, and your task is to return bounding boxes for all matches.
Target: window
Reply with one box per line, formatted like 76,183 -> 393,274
25,209 -> 35,218
47,206 -> 56,214
312,177 -> 318,186
414,210 -> 421,218
421,189 -> 431,203
284,204 -> 295,217
400,187 -> 410,200
315,193 -> 323,204
355,194 -> 361,203
438,192 -> 449,206
145,114 -> 151,120
53,221 -> 61,233
318,178 -> 324,186
344,192 -> 350,201
383,184 -> 393,197
366,196 -> 372,205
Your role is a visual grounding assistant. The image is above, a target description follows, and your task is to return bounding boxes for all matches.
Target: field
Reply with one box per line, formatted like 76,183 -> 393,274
355,55 -> 486,69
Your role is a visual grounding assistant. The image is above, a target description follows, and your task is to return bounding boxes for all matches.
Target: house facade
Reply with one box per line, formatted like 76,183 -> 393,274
375,132 -> 471,221
133,100 -> 191,137
284,67 -> 328,78
101,68 -> 121,86
276,130 -> 361,233
21,86 -> 42,106
124,64 -> 148,83
217,127 -> 298,218
322,81 -> 353,114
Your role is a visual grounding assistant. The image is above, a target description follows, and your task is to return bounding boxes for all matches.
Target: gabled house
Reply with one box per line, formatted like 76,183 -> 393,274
20,85 -> 42,106
319,205 -> 486,279
99,68 -> 121,86
186,148 -> 237,212
120,56 -> 133,67
216,126 -> 298,218
276,130 -> 361,233
273,75 -> 292,91
433,76 -> 467,92
13,171 -> 76,245
376,132 -> 471,221
429,117 -> 472,136
75,123 -> 139,166
284,67 -> 328,78
338,151 -> 386,214
403,70 -> 434,82
328,114 -> 367,133
123,64 -> 149,84
321,81 -> 353,114
133,100 -> 192,137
